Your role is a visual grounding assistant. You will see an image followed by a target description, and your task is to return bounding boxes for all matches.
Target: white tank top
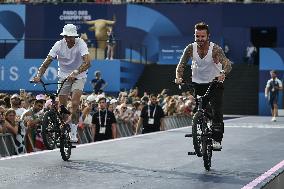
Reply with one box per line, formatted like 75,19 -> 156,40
191,42 -> 222,83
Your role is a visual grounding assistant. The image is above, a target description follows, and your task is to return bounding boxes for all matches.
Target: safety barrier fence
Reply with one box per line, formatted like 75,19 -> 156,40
0,115 -> 192,157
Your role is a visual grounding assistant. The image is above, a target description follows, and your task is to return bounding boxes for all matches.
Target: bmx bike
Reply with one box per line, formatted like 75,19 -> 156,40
31,79 -> 75,161
182,79 -> 221,171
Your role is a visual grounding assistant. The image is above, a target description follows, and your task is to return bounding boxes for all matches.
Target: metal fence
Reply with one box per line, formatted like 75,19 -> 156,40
0,115 -> 192,157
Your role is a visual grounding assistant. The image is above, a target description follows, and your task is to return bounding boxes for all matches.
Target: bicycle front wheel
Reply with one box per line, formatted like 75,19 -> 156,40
42,110 -> 59,150
202,135 -> 212,171
192,112 -> 204,157
60,124 -> 72,161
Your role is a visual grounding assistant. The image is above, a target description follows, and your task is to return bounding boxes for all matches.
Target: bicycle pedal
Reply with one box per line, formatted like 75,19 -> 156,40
188,152 -> 196,155
185,134 -> 192,137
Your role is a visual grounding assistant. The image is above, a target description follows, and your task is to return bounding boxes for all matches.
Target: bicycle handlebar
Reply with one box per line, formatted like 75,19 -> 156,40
177,78 -> 220,89
29,79 -> 67,86
177,78 -> 221,99
30,78 -> 69,96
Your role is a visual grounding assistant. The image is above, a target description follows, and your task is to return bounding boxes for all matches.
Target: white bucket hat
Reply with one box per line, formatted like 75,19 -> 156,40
86,94 -> 97,102
60,24 -> 79,37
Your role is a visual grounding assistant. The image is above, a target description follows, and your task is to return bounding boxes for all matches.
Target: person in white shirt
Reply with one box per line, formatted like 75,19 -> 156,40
32,24 -> 91,142
10,94 -> 26,119
265,70 -> 283,122
246,43 -> 257,65
175,22 -> 232,150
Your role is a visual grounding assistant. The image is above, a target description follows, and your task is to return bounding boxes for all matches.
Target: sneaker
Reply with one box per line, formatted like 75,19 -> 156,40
70,123 -> 78,143
271,117 -> 276,122
212,140 -> 222,151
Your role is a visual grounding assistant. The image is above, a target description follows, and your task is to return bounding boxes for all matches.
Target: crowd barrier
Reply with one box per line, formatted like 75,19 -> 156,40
0,133 -> 24,157
0,115 -> 192,157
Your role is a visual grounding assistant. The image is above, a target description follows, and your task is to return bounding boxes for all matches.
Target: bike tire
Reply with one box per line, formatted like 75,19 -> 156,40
42,110 -> 59,150
202,133 -> 212,171
192,112 -> 204,157
60,124 -> 72,161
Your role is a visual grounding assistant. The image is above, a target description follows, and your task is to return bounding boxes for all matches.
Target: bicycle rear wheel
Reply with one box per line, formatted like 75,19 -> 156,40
60,124 -> 72,161
192,112 -> 204,157
42,110 -> 59,150
202,132 -> 212,171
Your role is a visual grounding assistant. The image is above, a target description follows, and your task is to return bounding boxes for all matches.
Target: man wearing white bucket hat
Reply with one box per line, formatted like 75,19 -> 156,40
32,24 -> 91,142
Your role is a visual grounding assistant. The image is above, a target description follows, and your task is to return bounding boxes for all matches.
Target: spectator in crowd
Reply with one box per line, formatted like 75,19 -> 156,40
91,96 -> 117,141
140,95 -> 149,105
0,106 -> 5,133
118,91 -> 129,104
131,101 -> 143,131
128,87 -> 140,104
4,108 -> 26,154
164,98 -> 178,116
175,22 -> 232,150
108,99 -> 118,113
3,109 -> 18,135
20,99 -> 29,110
91,71 -> 108,95
82,95 -> 96,127
0,99 -> 6,108
265,70 -> 283,122
32,23 -> 91,143
135,94 -> 165,134
10,94 -> 26,119
3,96 -> 11,108
117,103 -> 133,124
106,27 -> 116,60
21,99 -> 44,152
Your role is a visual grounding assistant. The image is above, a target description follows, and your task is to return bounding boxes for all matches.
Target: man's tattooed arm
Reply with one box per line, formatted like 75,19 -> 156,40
176,44 -> 193,79
213,44 -> 232,75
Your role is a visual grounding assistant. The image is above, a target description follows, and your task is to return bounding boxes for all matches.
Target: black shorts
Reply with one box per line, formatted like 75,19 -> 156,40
269,94 -> 278,109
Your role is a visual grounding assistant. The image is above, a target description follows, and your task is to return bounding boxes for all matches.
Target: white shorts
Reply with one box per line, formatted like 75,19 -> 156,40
58,78 -> 86,95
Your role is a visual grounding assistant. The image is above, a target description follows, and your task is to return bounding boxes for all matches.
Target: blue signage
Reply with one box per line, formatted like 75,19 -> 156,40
0,5 -> 25,59
159,37 -> 192,65
0,59 -> 144,93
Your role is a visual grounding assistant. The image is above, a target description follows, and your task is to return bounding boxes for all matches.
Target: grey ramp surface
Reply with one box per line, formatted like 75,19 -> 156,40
0,116 -> 284,189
